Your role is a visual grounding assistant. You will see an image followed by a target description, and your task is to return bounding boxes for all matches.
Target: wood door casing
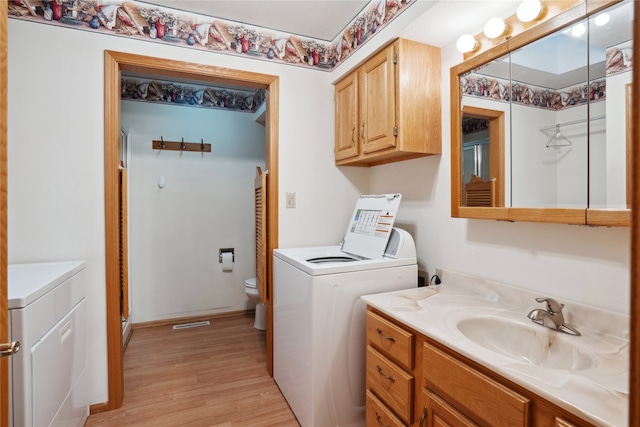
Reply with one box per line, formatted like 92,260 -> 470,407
103,50 -> 279,411
0,3 -> 8,426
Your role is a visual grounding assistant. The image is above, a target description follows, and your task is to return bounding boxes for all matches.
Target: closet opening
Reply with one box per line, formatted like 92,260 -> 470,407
103,50 -> 279,412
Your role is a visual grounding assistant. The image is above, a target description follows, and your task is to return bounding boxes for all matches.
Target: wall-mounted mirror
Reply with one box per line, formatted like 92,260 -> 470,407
451,0 -> 633,226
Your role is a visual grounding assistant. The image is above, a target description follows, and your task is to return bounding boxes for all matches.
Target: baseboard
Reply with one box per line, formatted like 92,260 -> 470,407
89,402 -> 109,415
132,309 -> 254,330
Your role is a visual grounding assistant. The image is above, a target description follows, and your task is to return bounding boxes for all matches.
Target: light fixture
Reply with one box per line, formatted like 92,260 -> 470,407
484,17 -> 506,39
456,34 -> 477,53
516,0 -> 543,23
594,13 -> 610,26
571,23 -> 586,37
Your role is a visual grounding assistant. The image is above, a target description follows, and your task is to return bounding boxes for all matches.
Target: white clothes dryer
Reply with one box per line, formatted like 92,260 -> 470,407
273,194 -> 417,427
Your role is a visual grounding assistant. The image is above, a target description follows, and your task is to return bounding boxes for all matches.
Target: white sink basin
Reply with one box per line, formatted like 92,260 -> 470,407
456,315 -> 596,371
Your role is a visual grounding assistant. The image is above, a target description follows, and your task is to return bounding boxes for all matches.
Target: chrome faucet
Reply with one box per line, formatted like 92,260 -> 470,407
527,297 -> 580,336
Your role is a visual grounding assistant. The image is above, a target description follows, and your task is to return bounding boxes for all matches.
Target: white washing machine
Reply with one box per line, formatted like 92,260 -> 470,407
273,194 -> 417,427
8,260 -> 89,427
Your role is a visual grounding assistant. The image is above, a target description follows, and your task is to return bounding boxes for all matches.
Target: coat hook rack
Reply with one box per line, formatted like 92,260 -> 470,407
152,136 -> 212,153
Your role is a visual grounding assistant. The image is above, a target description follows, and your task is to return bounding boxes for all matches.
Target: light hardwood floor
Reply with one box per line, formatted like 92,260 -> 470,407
84,312 -> 299,427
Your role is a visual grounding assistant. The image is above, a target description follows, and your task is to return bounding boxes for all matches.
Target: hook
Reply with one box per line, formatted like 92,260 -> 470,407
160,136 -> 165,149
181,137 -> 186,150
201,138 -> 204,151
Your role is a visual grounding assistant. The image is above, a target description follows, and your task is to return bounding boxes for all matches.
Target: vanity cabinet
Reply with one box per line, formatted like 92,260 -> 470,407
365,307 -> 598,427
334,38 -> 441,167
365,310 -> 416,426
422,341 -> 530,426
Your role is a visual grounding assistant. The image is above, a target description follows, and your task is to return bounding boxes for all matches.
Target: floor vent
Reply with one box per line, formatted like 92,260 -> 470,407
172,321 -> 211,330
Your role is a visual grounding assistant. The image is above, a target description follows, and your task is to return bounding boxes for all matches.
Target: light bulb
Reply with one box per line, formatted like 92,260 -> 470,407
516,0 -> 542,23
456,34 -> 477,53
594,13 -> 610,26
484,17 -> 506,39
571,23 -> 586,37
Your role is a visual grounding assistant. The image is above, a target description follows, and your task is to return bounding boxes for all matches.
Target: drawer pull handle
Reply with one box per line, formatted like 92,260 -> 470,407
376,328 -> 396,342
375,412 -> 391,427
420,406 -> 428,427
376,365 -> 395,382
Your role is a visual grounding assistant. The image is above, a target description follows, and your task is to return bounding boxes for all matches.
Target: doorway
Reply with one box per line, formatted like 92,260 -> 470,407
103,51 -> 279,411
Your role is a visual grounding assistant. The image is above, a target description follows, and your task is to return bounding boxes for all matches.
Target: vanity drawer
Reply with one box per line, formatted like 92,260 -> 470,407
423,342 -> 530,426
366,390 -> 407,427
367,310 -> 414,370
366,345 -> 414,424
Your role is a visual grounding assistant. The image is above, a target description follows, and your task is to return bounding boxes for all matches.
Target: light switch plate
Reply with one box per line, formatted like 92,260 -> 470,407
286,192 -> 296,208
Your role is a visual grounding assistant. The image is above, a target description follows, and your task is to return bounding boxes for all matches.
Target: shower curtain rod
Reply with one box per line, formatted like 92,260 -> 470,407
539,115 -> 606,133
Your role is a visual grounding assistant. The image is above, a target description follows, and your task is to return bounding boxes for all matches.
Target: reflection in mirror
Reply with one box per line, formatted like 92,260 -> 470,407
510,19 -> 589,208
588,0 -> 633,209
460,55 -> 510,207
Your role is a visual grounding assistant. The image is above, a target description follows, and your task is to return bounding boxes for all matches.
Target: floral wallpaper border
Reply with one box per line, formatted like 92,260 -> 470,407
8,0 -> 415,71
121,78 -> 267,112
461,43 -> 633,111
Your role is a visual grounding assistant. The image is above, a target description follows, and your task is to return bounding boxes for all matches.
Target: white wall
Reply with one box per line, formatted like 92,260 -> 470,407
6,18 -> 367,405
6,0 -> 631,409
121,101 -> 265,323
368,36 -> 630,319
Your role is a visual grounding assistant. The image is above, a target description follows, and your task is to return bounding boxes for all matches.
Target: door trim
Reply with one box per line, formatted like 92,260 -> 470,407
103,50 -> 279,410
0,3 -> 8,426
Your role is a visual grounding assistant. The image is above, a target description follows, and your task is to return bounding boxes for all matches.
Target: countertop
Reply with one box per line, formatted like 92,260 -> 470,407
361,270 -> 629,427
8,260 -> 86,309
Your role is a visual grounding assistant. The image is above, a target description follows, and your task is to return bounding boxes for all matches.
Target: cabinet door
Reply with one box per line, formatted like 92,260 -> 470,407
335,72 -> 360,160
423,390 -> 478,427
359,45 -> 397,154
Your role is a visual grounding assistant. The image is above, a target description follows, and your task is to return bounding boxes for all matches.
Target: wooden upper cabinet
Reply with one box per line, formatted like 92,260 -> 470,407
335,72 -> 359,161
334,38 -> 442,167
359,46 -> 397,155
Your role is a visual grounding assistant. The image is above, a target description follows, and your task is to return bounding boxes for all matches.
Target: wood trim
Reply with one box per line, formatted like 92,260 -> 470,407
450,66 -> 462,219
104,50 -> 279,410
89,403 -> 110,415
120,169 -> 129,320
461,106 -> 505,207
265,79 -> 279,377
451,0 -> 628,227
629,2 -> 640,424
626,83 -> 632,209
457,207 -> 510,221
0,3 -> 7,426
586,209 -> 631,227
104,50 -> 124,411
508,208 -> 585,225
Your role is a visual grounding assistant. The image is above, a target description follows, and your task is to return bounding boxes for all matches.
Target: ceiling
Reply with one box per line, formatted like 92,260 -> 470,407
143,0 -> 370,42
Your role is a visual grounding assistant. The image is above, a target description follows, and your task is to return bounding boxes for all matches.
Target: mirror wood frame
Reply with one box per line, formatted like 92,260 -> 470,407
451,0 -> 631,226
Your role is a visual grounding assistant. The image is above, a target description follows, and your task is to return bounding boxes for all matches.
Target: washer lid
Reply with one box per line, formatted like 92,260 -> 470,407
341,194 -> 402,260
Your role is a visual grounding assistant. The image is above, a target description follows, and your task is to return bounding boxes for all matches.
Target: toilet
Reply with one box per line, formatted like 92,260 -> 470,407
245,278 -> 266,330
